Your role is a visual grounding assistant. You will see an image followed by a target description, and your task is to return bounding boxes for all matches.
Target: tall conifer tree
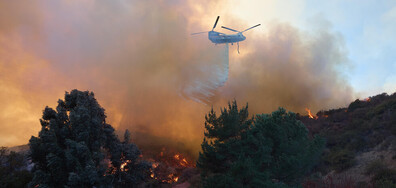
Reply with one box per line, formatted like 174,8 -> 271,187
29,90 -> 150,187
198,101 -> 324,187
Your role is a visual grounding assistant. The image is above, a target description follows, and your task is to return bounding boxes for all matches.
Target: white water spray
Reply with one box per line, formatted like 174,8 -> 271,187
182,44 -> 229,104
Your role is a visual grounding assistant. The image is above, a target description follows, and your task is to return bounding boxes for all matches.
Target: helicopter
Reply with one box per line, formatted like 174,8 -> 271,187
191,16 -> 260,53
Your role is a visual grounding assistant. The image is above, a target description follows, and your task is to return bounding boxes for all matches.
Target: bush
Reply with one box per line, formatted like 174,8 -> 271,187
325,149 -> 355,172
370,99 -> 396,116
373,179 -> 396,188
365,160 -> 386,175
302,174 -> 357,188
348,99 -> 368,112
0,147 -> 32,188
372,168 -> 396,185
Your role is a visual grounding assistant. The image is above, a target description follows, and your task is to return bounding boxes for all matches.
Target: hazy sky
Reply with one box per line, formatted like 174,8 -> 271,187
0,0 -> 395,149
226,0 -> 396,96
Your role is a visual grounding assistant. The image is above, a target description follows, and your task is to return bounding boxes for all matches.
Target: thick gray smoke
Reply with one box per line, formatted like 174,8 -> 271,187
0,0 -> 353,156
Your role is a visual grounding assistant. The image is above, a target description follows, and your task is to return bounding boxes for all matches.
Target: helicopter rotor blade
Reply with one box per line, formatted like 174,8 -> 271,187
221,26 -> 240,33
242,24 -> 261,33
212,16 -> 220,30
191,31 -> 208,35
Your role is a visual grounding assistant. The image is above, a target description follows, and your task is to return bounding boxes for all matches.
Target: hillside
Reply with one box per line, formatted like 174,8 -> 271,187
2,92 -> 396,187
299,92 -> 396,186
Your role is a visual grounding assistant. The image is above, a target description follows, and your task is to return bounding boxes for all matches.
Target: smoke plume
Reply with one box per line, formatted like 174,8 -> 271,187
0,0 -> 353,157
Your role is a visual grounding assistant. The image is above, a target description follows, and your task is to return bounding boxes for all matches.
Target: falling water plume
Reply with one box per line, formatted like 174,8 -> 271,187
181,43 -> 229,104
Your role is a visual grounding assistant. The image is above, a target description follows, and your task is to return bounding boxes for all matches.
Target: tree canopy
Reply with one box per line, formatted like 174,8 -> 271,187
29,90 -> 150,187
197,101 -> 325,187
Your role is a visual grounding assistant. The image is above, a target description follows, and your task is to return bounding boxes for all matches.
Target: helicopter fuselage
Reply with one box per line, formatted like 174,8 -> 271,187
208,31 -> 246,44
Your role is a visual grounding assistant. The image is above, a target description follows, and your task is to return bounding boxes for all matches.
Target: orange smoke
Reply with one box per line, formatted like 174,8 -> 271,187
0,0 -> 353,157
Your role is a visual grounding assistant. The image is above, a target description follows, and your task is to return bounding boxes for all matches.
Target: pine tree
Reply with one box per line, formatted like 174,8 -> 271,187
29,90 -> 150,187
197,101 -> 253,175
246,108 -> 325,185
197,101 -> 324,187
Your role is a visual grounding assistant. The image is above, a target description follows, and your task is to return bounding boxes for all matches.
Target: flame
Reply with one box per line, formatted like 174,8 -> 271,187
120,162 -> 127,170
174,154 -> 189,167
152,162 -> 159,168
150,170 -> 155,178
120,160 -> 131,172
167,174 -> 179,183
364,97 -> 371,102
305,108 -> 317,119
144,149 -> 194,184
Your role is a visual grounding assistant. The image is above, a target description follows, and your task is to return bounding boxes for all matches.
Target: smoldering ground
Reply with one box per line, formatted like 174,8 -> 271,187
0,1 -> 353,158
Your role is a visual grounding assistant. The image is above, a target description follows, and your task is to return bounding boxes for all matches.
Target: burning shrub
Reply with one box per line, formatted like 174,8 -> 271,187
146,148 -> 195,184
197,101 -> 325,187
115,130 -> 152,187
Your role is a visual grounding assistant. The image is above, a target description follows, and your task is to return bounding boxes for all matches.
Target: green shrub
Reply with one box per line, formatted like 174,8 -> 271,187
372,168 -> 396,185
348,99 -> 368,112
325,149 -> 355,172
368,98 -> 396,117
365,160 -> 386,175
0,147 -> 32,188
374,179 -> 396,188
